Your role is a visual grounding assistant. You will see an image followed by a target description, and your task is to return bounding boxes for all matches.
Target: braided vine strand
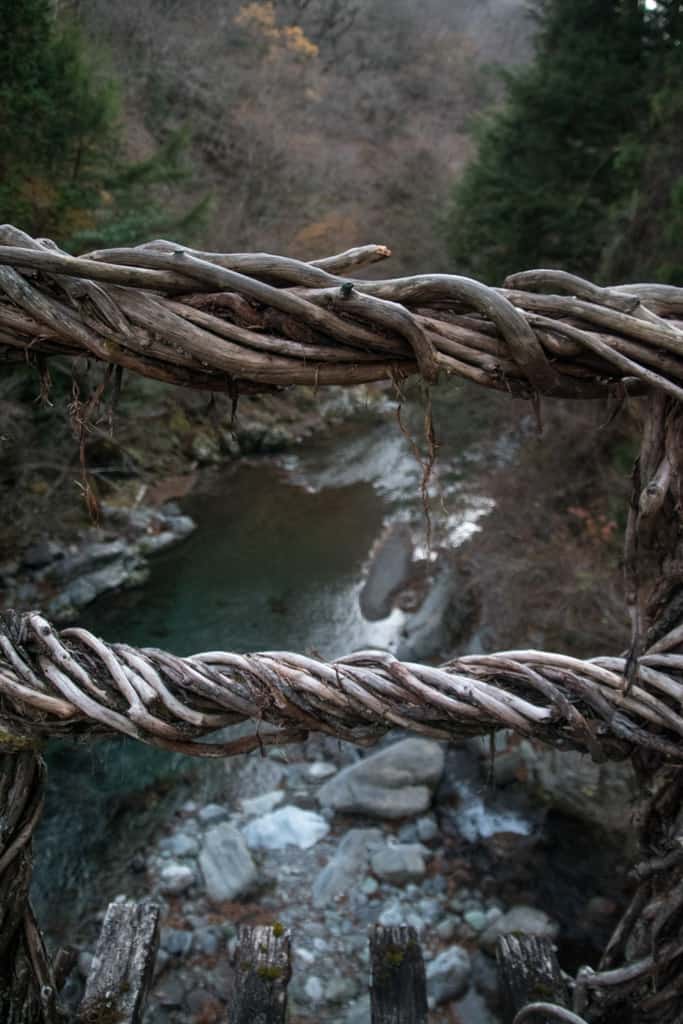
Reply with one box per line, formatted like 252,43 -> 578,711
1,226 -> 682,400
1,612 -> 683,761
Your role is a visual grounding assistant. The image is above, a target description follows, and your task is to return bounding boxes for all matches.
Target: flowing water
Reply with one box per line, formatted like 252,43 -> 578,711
33,385 -> 512,930
32,385 -> 628,980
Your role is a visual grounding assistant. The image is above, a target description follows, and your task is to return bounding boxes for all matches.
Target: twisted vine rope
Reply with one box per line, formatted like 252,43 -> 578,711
1,225 -> 683,400
2,610 -> 683,762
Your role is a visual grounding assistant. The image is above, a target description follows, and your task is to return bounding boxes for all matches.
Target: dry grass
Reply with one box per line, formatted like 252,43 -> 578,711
461,398 -> 639,658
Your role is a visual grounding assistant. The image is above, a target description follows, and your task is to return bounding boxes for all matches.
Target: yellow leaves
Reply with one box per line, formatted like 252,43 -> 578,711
235,1 -> 277,35
235,2 -> 318,60
280,25 -> 318,58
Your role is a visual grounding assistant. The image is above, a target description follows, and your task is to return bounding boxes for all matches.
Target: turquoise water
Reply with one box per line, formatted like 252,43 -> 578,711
33,385 -> 510,932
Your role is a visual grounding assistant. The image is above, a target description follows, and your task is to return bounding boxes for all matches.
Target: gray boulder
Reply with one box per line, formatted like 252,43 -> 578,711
426,945 -> 471,1006
479,905 -> 559,954
317,738 -> 444,819
370,843 -> 427,883
518,742 -> 636,835
312,828 -> 383,908
198,823 -> 257,903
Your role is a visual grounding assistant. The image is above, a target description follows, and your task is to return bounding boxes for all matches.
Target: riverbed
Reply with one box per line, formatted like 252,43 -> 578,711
31,384 -> 629,1021
33,385 -> 506,927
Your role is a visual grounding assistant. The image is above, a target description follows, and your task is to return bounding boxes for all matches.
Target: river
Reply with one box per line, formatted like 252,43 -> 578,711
32,383 -> 509,933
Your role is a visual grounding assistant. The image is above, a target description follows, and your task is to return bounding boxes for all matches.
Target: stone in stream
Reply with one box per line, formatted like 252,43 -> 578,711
426,944 -> 472,1006
161,927 -> 193,958
306,760 -> 337,781
479,905 -> 559,954
158,862 -> 195,895
243,805 -> 329,850
22,538 -> 65,568
239,789 -> 285,816
312,828 -> 383,908
370,842 -> 428,883
317,738 -> 445,819
198,823 -> 257,903
359,522 -> 414,620
198,802 -> 229,826
158,833 -> 198,858
416,814 -> 439,842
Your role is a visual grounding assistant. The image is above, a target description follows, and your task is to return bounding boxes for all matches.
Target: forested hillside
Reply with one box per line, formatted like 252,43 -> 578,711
72,0 -> 531,272
447,0 -> 683,284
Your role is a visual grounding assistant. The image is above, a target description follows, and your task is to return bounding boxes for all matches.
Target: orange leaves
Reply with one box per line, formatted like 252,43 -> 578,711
235,2 -> 318,59
568,506 -> 618,545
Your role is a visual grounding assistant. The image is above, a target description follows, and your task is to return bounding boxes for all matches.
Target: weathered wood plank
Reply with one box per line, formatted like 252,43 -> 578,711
370,924 -> 427,1024
230,923 -> 291,1024
496,934 -> 569,1023
77,897 -> 159,1024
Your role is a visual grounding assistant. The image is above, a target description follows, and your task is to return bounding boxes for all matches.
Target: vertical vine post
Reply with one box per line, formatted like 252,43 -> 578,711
586,395 -> 683,1023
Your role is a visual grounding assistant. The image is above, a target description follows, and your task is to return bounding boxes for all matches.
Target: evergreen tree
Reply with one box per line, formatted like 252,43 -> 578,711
0,0 -> 205,250
445,0 -> 649,283
601,0 -> 683,282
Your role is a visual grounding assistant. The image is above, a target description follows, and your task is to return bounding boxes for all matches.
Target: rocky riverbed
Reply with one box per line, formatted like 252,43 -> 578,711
55,730 -> 631,1024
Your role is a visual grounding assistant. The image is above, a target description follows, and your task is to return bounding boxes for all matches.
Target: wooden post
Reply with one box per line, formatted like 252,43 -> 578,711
369,925 -> 428,1024
496,935 -> 568,1023
229,923 -> 291,1024
77,898 -> 160,1024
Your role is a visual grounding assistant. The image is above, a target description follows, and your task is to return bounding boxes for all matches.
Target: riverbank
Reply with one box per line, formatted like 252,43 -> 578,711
0,379 -> 392,624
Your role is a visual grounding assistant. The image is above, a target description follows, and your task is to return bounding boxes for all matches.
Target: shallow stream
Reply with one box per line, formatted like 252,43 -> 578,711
34,386 -> 507,929
32,386 -> 626,984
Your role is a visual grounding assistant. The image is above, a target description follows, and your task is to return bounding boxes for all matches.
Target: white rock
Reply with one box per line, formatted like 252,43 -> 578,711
479,905 -> 559,954
416,815 -> 439,842
370,843 -> 427,883
306,760 -> 338,780
317,738 -> 444,819
243,805 -> 329,851
240,790 -> 285,817
198,803 -> 229,826
304,976 -> 324,1002
312,828 -> 383,908
158,862 -> 195,895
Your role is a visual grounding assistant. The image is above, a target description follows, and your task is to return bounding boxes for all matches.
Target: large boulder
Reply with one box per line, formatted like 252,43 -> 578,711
518,742 -> 635,834
198,823 -> 257,903
370,843 -> 427,883
471,733 -> 636,835
317,738 -> 444,819
312,828 -> 383,908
